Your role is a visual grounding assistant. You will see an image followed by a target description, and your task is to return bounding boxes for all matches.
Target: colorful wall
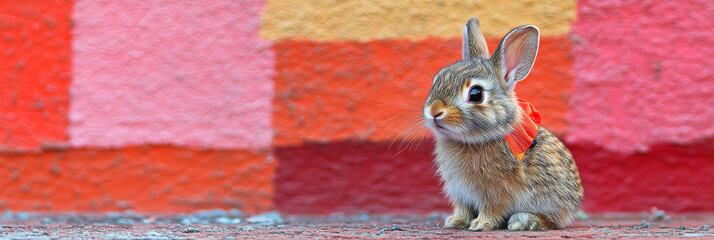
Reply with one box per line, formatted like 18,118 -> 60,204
1,0 -> 712,214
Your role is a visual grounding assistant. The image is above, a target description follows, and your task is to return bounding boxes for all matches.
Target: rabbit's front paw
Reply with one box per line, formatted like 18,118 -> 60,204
507,212 -> 554,231
468,218 -> 496,231
444,215 -> 469,229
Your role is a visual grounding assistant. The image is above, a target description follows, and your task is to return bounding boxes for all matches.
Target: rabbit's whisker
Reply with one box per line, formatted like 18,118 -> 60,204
383,114 -> 422,139
379,111 -> 422,123
388,120 -> 422,151
385,117 -> 422,143
393,122 -> 426,156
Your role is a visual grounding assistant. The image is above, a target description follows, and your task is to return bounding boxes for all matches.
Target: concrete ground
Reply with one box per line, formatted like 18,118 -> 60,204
0,211 -> 712,239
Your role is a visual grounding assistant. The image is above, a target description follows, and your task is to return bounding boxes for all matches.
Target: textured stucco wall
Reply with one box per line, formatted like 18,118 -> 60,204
0,0 -> 712,214
568,0 -> 714,152
267,0 -> 714,214
1,0 -> 276,214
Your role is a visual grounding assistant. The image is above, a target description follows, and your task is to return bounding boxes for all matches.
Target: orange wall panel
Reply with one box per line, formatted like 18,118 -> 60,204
0,146 -> 274,213
0,0 -> 73,149
273,37 -> 572,146
273,38 -> 457,146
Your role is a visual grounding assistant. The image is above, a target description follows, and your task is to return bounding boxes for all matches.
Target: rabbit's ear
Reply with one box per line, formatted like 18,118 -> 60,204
462,17 -> 489,59
490,25 -> 540,94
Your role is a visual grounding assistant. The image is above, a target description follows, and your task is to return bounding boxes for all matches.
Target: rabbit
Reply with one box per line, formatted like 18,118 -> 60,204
422,17 -> 584,231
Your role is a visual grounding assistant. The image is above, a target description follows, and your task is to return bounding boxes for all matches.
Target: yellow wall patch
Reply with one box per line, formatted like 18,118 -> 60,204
261,0 -> 576,41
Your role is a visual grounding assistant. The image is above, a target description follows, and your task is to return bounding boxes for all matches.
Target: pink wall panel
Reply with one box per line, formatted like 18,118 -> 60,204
70,0 -> 274,149
569,0 -> 714,152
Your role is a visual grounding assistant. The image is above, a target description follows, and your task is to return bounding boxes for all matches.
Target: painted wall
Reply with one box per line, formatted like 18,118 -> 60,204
0,0 -> 712,214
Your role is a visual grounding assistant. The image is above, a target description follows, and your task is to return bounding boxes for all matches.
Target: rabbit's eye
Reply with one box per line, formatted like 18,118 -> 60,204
468,86 -> 484,104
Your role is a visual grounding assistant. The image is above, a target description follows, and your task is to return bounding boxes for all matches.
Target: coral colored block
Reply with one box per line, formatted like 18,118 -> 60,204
0,0 -> 73,149
70,0 -> 274,149
0,146 -> 275,213
273,37 -> 572,146
569,0 -> 714,152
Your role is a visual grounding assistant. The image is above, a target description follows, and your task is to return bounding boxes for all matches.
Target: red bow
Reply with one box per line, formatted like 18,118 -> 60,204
504,99 -> 541,161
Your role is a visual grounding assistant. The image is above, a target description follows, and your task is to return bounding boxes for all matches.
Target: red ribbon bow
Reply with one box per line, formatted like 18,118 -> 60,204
504,99 -> 541,161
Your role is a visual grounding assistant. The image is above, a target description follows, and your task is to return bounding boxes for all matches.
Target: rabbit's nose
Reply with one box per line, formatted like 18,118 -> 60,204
429,100 -> 447,119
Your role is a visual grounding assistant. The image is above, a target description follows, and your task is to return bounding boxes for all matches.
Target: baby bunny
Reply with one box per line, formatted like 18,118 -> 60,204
423,17 -> 584,231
